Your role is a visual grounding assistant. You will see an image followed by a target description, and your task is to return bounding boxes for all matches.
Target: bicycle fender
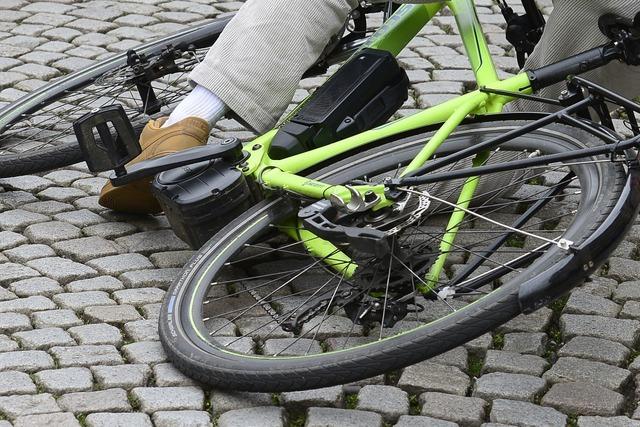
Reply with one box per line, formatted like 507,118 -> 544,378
518,166 -> 640,313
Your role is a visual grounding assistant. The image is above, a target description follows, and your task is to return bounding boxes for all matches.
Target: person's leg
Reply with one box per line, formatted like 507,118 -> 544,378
99,0 -> 358,213
511,0 -> 640,112
188,0 -> 359,134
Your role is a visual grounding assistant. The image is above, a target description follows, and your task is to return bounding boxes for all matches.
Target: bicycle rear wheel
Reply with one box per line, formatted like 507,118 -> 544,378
159,116 -> 632,391
0,18 -> 230,178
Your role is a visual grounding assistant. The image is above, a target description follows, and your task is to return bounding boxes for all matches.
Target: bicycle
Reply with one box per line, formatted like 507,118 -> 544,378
5,1 -> 640,393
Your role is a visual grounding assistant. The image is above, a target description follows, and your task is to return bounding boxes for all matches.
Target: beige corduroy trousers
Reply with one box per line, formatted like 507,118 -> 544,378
189,0 -> 640,133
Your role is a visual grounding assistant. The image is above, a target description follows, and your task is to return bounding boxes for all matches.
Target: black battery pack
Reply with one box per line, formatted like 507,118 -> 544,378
151,160 -> 255,248
269,48 -> 409,159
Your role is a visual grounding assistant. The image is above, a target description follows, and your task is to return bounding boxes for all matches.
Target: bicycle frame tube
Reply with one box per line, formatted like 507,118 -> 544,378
249,1 -> 533,283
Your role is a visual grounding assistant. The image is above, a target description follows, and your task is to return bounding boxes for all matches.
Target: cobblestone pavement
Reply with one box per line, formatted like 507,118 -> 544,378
1,0 -> 640,426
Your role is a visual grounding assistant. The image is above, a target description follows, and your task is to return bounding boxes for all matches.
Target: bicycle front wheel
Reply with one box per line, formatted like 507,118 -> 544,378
0,18 -> 230,178
160,116 -> 629,391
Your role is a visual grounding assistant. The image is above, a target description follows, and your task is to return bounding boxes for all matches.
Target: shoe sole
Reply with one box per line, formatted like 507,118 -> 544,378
99,178 -> 162,215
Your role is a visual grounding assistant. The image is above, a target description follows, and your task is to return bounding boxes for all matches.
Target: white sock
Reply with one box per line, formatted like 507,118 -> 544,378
163,84 -> 228,128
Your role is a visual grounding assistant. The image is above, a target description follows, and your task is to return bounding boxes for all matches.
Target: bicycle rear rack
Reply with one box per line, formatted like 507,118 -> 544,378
390,76 -> 640,188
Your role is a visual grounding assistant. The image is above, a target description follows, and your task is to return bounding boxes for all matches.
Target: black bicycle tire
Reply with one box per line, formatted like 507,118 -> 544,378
159,116 -> 627,392
0,17 -> 232,178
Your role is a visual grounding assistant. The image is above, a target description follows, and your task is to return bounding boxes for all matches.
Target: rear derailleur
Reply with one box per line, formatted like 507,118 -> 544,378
280,186 -> 431,333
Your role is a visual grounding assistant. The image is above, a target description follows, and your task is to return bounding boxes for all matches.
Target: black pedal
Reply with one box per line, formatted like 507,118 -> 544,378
73,105 -> 140,174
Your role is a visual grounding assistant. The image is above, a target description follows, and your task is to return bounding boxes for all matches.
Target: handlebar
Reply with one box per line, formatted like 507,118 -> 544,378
527,12 -> 640,92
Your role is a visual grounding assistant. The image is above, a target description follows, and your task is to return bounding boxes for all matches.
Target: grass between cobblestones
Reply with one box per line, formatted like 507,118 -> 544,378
344,393 -> 358,409
127,393 -> 141,410
287,411 -> 306,427
385,369 -> 401,386
491,331 -> 504,350
76,414 -> 88,427
543,295 -> 569,361
408,394 -> 421,415
467,353 -> 484,378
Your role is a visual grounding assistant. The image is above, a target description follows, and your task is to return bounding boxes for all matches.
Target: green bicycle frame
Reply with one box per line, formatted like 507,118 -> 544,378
243,0 -> 534,291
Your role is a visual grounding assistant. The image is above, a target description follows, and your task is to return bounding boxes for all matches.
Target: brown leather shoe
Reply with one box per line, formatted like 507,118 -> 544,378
99,116 -> 209,214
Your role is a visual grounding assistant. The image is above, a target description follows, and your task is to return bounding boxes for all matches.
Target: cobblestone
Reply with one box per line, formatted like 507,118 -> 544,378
53,291 -> 115,312
24,221 -> 82,244
112,287 -> 164,306
52,209 -> 105,226
420,392 -> 487,427
12,327 -> 75,349
356,385 -> 409,422
306,408 -> 383,427
149,250 -> 193,268
613,281 -> 640,303
620,301 -> 640,320
50,345 -> 123,368
31,309 -> 82,329
562,314 -> 640,347
53,236 -> 120,267
581,277 -> 618,299
482,350 -> 549,376
564,290 -> 621,317
218,406 -> 286,427
22,200 -> 74,215
0,371 -> 35,396
474,372 -> 546,402
83,222 -> 137,239
502,332 -> 547,356
0,313 -> 31,334
58,388 -> 131,414
68,323 -> 122,346
13,412 -> 80,427
0,393 -> 60,420
91,363 -> 150,390
541,382 -> 625,416
119,268 -> 181,289
4,244 -> 56,263
395,416 -> 458,427
153,363 -> 197,387
65,276 -> 124,293
490,399 -> 567,427
0,350 -> 53,372
27,257 -> 96,284
87,253 -> 153,275
85,412 -> 152,427
123,319 -> 158,342
209,390 -> 273,416
0,296 -> 55,314
152,411 -> 210,427
397,361 -> 470,395
607,258 -> 640,282
115,230 -> 189,254
0,231 -> 28,251
0,209 -> 49,232
498,307 -> 553,333
578,416 -> 640,427
122,341 -> 167,364
132,386 -> 205,413
33,367 -> 92,394
280,386 -> 343,409
84,304 -> 142,324
543,357 -> 631,391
